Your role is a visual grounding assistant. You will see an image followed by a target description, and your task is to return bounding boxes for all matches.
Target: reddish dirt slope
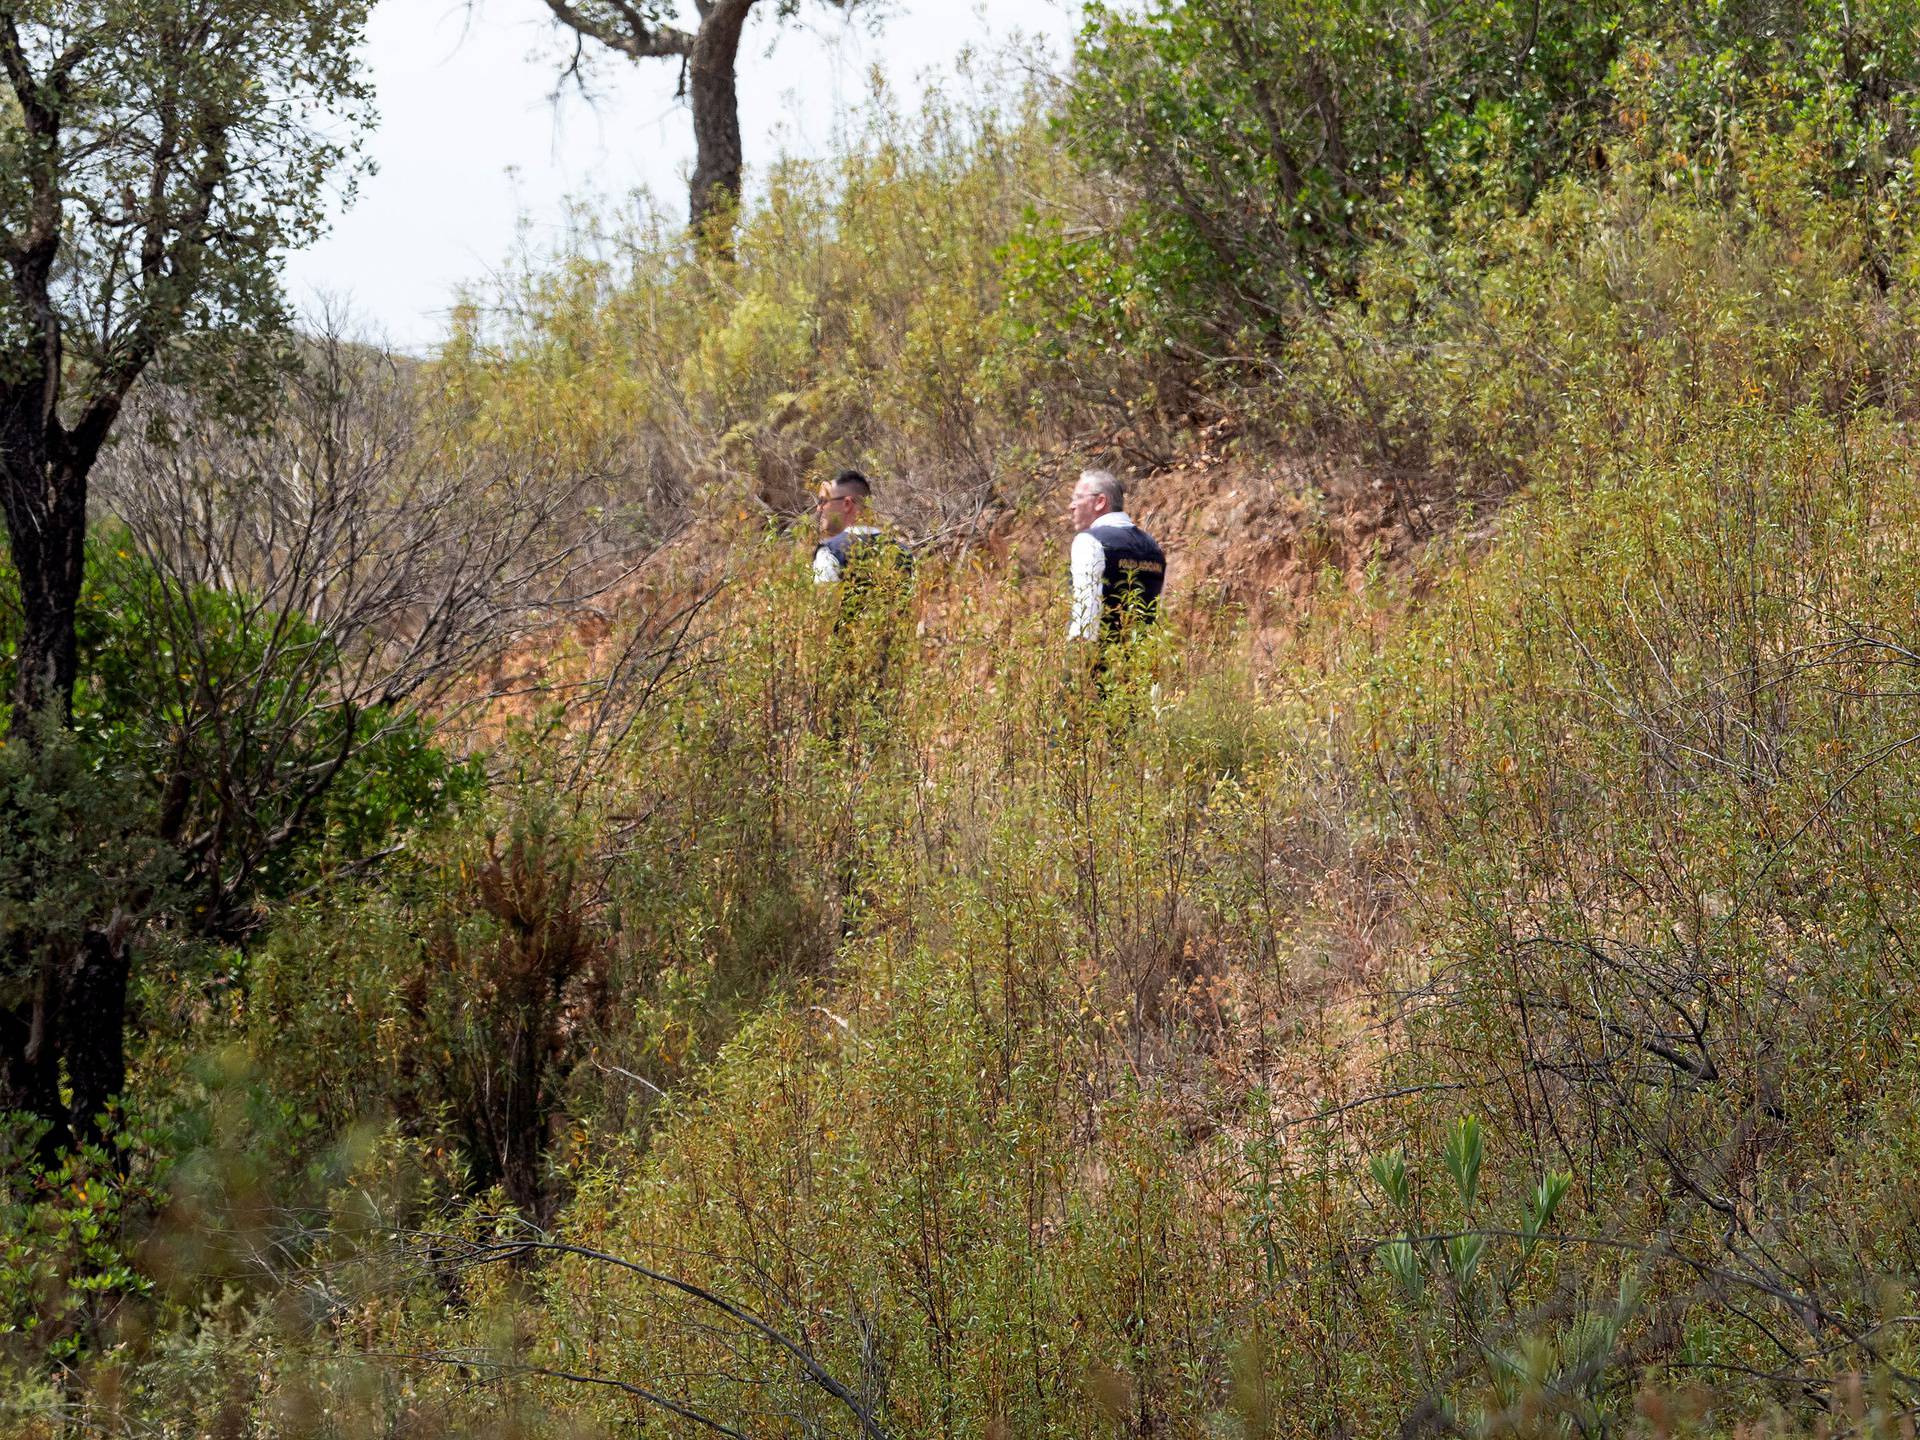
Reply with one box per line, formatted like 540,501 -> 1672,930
470,425 -> 1445,722
947,423 -> 1434,657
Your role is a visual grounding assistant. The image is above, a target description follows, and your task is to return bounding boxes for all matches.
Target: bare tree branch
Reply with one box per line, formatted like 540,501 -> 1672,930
414,1229 -> 895,1440
372,1349 -> 754,1439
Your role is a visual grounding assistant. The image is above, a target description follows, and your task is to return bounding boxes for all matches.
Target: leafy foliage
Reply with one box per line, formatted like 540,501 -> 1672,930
0,537 -> 480,935
1047,0 -> 1920,367
437,74 -> 1105,530
0,0 -> 373,402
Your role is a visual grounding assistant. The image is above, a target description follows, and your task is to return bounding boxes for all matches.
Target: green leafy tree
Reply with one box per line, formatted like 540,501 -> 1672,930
0,0 -> 373,733
0,0 -> 373,1150
1064,0 -> 1635,336
1061,0 -> 1920,351
0,315 -> 618,1157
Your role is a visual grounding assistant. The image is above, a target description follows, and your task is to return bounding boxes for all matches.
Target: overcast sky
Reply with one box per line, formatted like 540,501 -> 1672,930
284,0 -> 1085,351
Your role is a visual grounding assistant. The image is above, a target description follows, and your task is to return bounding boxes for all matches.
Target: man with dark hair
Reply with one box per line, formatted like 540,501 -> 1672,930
812,467 -> 913,742
814,469 -> 888,585
814,466 -> 913,603
1067,468 -> 1166,643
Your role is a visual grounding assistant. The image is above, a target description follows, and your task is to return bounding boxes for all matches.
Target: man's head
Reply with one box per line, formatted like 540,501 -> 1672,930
817,468 -> 873,537
1068,469 -> 1125,533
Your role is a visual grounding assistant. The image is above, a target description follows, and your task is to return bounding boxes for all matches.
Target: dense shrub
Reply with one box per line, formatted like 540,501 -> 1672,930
1036,0 -> 1920,420
1063,0 -> 1634,325
0,537 -> 479,938
275,164 -> 1920,1437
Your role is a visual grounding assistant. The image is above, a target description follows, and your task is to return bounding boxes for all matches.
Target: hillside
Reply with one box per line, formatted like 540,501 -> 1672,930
8,2 -> 1920,1438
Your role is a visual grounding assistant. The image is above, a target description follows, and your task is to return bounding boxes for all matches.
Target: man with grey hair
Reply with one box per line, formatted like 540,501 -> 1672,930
1066,468 -> 1167,643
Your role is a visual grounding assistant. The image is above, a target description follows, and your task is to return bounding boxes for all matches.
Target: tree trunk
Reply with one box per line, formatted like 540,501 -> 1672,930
62,928 -> 131,1149
0,408 -> 87,739
1,397 -> 107,1156
0,938 -> 66,1164
0,936 -> 125,1162
687,0 -> 757,252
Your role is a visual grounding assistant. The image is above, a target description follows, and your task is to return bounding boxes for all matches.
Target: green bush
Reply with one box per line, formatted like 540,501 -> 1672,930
1039,0 -> 1920,408
0,535 -> 481,937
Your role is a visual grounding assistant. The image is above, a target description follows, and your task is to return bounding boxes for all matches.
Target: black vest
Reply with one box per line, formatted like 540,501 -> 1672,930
1091,523 -> 1166,631
818,528 -> 913,606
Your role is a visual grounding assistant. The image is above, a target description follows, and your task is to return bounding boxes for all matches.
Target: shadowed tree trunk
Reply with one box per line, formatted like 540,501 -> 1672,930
0,423 -> 87,740
61,927 -> 131,1147
2,370 -> 126,1156
0,939 -> 62,1162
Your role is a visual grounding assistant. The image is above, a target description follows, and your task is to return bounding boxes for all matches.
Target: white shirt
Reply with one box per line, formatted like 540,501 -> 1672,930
813,525 -> 883,584
1068,511 -> 1138,640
